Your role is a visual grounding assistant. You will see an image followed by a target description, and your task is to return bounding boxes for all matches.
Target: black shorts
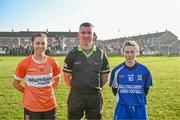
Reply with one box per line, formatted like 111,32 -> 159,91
67,90 -> 103,120
24,108 -> 56,120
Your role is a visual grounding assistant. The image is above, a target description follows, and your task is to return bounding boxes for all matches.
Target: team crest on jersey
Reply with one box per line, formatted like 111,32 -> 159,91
45,62 -> 52,73
38,66 -> 44,72
48,63 -> 52,72
137,74 -> 143,81
40,67 -> 44,72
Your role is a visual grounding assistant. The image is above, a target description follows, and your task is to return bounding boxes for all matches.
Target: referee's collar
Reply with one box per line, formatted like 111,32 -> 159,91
78,45 -> 96,52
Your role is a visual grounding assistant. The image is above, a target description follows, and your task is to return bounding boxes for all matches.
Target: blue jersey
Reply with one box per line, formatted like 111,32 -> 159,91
109,62 -> 153,106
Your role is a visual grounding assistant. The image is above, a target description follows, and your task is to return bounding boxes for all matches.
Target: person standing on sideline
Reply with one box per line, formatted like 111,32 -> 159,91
63,22 -> 110,120
13,33 -> 61,120
109,41 -> 153,120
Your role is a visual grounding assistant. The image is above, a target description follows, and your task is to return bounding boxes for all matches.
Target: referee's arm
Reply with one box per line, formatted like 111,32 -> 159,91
101,73 -> 109,88
63,52 -> 73,88
63,72 -> 72,88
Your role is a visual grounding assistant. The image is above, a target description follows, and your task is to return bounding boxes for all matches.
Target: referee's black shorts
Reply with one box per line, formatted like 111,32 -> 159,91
67,90 -> 103,120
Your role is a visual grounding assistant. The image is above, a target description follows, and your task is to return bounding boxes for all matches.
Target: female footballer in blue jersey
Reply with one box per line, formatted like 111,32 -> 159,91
109,41 -> 153,120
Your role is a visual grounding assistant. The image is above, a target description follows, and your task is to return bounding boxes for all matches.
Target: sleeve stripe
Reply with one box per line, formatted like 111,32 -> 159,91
112,66 -> 124,88
101,69 -> 110,74
63,68 -> 72,73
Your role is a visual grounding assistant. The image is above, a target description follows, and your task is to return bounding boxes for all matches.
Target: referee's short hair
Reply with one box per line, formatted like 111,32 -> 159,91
79,22 -> 94,30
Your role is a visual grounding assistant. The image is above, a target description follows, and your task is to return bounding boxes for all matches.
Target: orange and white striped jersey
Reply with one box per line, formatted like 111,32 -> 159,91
14,55 -> 61,112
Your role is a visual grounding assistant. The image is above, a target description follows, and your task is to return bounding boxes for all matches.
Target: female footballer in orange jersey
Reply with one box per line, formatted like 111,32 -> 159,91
13,33 -> 61,120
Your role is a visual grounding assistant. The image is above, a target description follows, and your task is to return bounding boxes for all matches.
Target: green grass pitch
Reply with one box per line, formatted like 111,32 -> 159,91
0,56 -> 180,119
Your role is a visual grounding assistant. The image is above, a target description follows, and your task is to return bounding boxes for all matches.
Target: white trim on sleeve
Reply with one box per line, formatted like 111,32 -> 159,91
13,75 -> 23,81
53,74 -> 61,79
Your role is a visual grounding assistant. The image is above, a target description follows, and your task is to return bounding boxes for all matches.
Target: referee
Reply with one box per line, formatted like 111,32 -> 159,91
63,22 -> 110,120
